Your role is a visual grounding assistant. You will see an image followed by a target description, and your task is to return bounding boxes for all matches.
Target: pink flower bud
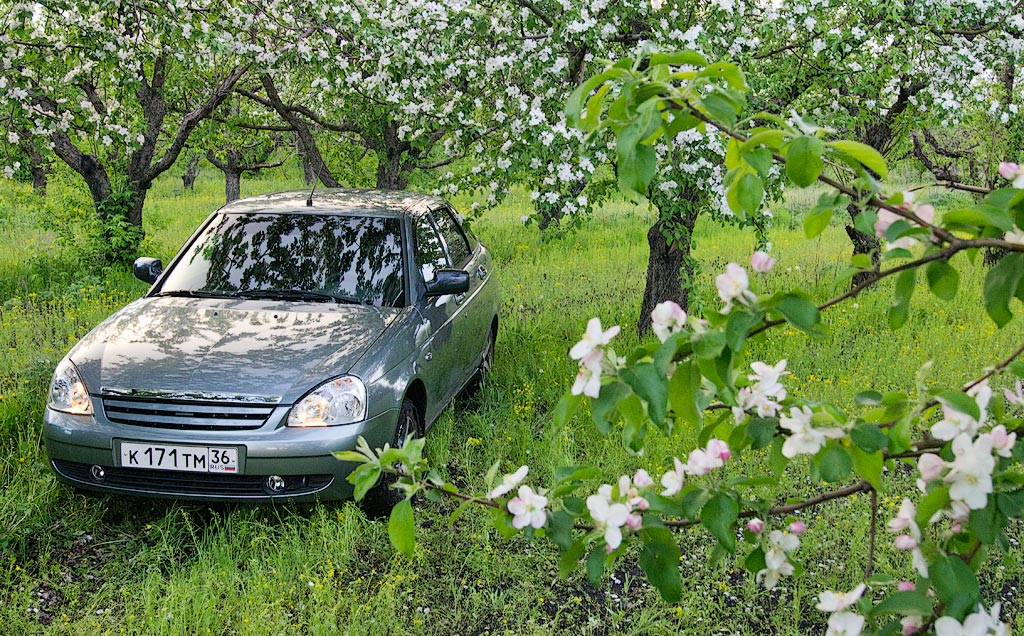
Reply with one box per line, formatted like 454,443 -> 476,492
991,425 -> 1016,457
999,162 -> 1020,180
751,250 -> 776,273
746,518 -> 765,534
626,513 -> 643,531
894,534 -> 917,550
788,521 -> 806,536
950,521 -> 962,534
707,439 -> 731,462
632,469 -> 654,488
897,581 -> 915,592
918,453 -> 946,482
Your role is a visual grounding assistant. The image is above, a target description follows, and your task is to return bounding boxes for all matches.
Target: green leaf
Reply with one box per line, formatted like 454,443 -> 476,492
916,486 -> 950,530
350,464 -> 382,501
639,539 -> 682,602
618,142 -> 658,196
701,493 -> 739,552
701,92 -> 738,128
333,450 -> 370,463
870,590 -> 934,616
554,393 -> 582,431
774,293 -> 820,333
829,140 -> 888,178
926,260 -> 960,301
650,50 -> 708,67
746,417 -> 777,450
803,206 -> 834,239
388,499 -> 415,557
817,445 -> 852,483
692,329 -> 727,359
741,147 -> 772,177
668,360 -> 702,428
725,310 -> 761,352
743,546 -> 766,574
786,135 -> 825,187
546,510 -> 575,550
983,253 -> 1024,327
586,546 -> 606,584
592,381 -> 631,434
970,502 -> 1002,544
850,423 -> 888,454
931,555 -> 979,617
558,540 -> 587,578
887,268 -> 916,330
729,172 -> 764,217
621,362 -> 669,426
854,390 -> 883,405
850,446 -> 883,492
936,390 -> 981,422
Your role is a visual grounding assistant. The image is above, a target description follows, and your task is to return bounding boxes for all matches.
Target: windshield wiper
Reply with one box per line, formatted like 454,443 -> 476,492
152,289 -> 233,299
227,289 -> 366,304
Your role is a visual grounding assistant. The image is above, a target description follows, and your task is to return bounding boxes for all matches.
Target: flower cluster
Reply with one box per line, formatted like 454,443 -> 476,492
659,438 -> 731,496
733,359 -> 789,422
932,383 -> 991,441
917,427 -> 1015,511
887,498 -> 929,577
779,406 -> 846,458
569,318 -> 620,398
935,604 -> 1009,636
490,465 -> 549,530
756,529 -> 800,590
816,584 -> 866,636
587,470 -> 652,551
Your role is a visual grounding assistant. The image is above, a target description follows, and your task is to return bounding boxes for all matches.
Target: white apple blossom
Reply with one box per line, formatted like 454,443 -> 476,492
571,350 -> 604,398
946,433 -> 996,510
587,489 -> 631,551
488,465 -> 529,499
1005,379 -> 1024,405
779,406 -> 845,458
1004,226 -> 1024,246
751,250 -> 776,273
756,530 -> 800,589
935,603 -> 1009,636
816,584 -> 866,612
749,360 -> 788,396
650,301 -> 687,342
508,485 -> 548,529
570,318 -> 620,361
990,425 -> 1016,458
660,457 -> 687,496
715,263 -> 756,313
826,612 -> 865,636
932,383 -> 991,441
998,162 -> 1024,189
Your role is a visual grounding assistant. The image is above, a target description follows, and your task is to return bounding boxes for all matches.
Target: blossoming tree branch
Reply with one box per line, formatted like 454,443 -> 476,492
337,48 -> 1024,635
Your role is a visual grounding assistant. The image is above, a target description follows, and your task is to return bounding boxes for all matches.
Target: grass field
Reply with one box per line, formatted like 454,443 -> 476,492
1,166 -> 1022,635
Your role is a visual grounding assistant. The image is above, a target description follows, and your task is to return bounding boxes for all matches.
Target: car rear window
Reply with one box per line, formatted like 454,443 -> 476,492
159,213 -> 405,307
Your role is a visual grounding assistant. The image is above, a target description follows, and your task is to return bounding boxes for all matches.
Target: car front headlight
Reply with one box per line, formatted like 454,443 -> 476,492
48,359 -> 94,415
287,376 -> 366,427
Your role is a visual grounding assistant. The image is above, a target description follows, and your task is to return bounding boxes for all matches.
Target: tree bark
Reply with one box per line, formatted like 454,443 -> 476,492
224,170 -> 241,202
638,210 -> 699,336
181,153 -> 202,190
375,120 -> 412,190
845,203 -> 880,286
258,74 -> 341,188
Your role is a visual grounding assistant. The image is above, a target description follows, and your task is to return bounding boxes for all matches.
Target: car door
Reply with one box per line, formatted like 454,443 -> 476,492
411,212 -> 464,416
430,204 -> 487,387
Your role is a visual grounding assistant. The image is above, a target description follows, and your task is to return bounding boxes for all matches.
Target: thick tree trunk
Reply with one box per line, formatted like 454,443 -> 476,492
375,121 -> 411,190
301,150 -> 317,185
225,170 -> 241,202
638,212 -> 698,336
181,153 -> 201,190
259,74 -> 341,188
845,203 -> 880,287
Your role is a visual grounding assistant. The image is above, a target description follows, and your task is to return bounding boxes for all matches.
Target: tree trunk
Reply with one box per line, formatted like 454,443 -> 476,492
181,153 -> 201,190
375,121 -> 411,190
225,169 -> 241,202
301,150 -> 317,185
259,74 -> 341,188
845,203 -> 880,287
638,212 -> 698,336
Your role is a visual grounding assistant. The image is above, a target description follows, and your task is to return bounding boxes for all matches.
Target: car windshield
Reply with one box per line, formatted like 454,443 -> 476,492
157,212 -> 405,307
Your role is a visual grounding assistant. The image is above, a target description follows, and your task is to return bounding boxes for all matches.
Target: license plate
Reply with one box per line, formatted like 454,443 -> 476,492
119,442 -> 239,473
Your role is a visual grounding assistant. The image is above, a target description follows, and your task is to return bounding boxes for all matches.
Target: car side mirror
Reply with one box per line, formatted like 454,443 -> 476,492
424,269 -> 469,297
133,257 -> 163,284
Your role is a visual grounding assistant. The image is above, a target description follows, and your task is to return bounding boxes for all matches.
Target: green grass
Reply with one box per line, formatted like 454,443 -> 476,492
1,169 -> 1022,634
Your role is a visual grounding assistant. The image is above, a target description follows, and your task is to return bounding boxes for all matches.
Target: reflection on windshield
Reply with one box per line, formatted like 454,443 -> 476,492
159,213 -> 405,307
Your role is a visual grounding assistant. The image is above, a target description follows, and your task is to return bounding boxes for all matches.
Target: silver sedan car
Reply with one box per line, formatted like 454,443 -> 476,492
43,190 -> 499,504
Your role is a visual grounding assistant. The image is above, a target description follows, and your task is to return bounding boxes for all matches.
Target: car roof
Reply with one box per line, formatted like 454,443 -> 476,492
216,189 -> 449,217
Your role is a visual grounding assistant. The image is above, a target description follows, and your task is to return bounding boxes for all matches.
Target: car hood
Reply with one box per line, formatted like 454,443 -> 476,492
69,297 -> 400,404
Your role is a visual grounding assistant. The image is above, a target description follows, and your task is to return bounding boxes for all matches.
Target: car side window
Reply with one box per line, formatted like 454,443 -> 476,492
432,206 -> 472,266
415,215 -> 448,283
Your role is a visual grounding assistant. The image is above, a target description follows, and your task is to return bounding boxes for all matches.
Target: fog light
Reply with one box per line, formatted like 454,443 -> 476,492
265,475 -> 286,493
90,465 -> 105,481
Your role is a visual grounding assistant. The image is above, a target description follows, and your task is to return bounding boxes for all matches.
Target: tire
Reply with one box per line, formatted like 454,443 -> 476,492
463,327 -> 495,400
361,397 -> 421,518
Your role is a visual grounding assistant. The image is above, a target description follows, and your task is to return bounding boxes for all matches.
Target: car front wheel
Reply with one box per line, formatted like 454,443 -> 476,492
361,397 -> 420,517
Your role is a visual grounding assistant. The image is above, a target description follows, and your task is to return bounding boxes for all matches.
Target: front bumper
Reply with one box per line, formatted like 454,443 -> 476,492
43,405 -> 398,502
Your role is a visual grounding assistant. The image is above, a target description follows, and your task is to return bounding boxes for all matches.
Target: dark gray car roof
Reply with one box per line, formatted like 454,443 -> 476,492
217,189 -> 448,217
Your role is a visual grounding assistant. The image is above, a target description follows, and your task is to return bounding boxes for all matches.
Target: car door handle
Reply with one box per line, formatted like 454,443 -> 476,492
476,265 -> 488,280
424,351 -> 433,361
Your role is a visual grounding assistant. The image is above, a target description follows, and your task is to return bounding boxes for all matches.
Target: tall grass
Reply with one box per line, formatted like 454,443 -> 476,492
0,169 -> 1021,634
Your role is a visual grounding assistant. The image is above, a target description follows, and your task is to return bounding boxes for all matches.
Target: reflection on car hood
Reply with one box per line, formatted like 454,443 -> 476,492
69,297 -> 399,404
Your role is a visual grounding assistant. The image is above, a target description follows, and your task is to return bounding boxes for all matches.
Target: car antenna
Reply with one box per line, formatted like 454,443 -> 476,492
306,181 -> 316,207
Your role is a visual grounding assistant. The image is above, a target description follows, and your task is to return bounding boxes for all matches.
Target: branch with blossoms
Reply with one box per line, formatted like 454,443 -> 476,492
338,49 -> 1024,635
